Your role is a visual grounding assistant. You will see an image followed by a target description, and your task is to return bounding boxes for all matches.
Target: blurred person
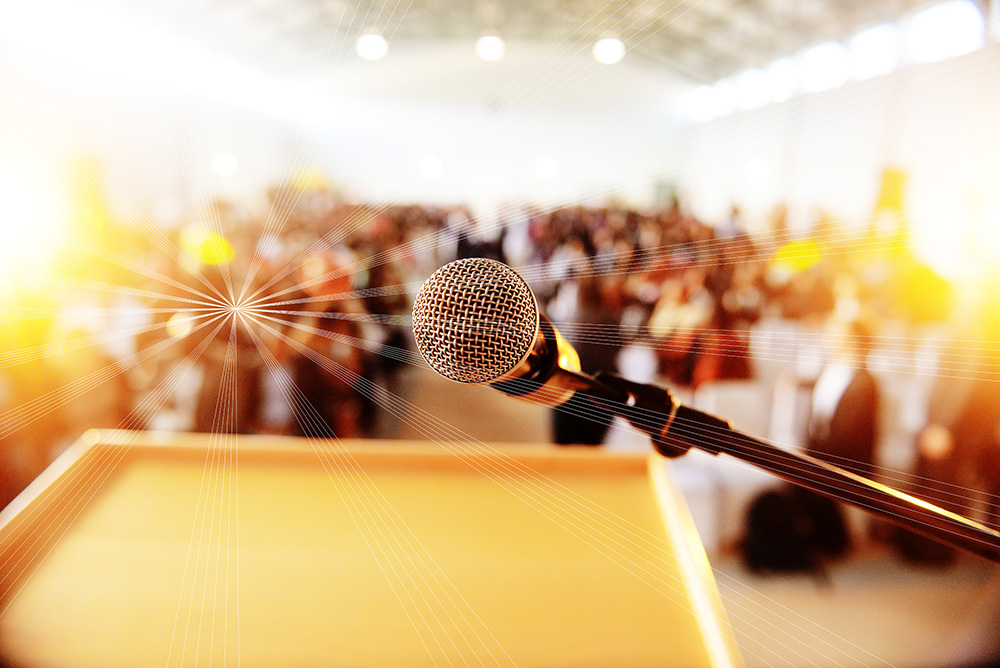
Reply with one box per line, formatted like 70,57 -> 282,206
192,265 -> 264,434
907,325 -> 1000,532
551,273 -> 625,445
648,268 -> 716,389
357,258 -> 413,437
0,312 -> 70,506
769,202 -> 789,238
59,326 -> 131,438
887,421 -> 966,566
702,261 -> 764,383
884,301 -> 1000,563
741,317 -> 881,573
717,205 -> 748,238
455,209 -> 505,263
804,317 -> 881,551
807,317 -> 881,474
289,310 -> 366,439
285,249 -> 367,439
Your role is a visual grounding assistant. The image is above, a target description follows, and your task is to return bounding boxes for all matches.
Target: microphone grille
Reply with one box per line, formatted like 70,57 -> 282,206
412,258 -> 538,383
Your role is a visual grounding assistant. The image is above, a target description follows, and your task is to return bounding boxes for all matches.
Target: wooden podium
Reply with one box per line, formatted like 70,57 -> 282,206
0,430 -> 740,667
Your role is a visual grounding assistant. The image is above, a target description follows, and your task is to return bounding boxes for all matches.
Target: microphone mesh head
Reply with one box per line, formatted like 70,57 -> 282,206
412,258 -> 538,383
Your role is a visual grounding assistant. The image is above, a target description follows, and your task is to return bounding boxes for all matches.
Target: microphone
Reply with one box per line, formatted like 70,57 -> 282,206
412,258 -> 1000,563
411,258 -> 720,450
412,257 -> 588,407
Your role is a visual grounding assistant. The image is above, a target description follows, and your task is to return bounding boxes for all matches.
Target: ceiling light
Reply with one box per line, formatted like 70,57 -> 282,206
766,57 -> 798,102
593,37 -> 625,65
712,78 -> 736,117
904,0 -> 984,64
735,68 -> 769,110
687,85 -> 717,123
849,23 -> 899,80
475,33 -> 505,61
799,41 -> 850,93
356,32 -> 388,61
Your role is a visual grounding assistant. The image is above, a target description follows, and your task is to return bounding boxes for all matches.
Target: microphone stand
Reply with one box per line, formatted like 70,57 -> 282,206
553,369 -> 1000,563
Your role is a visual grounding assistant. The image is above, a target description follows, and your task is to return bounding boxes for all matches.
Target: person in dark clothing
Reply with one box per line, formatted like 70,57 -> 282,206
552,274 -> 624,445
807,364 -> 880,477
801,318 -> 880,556
741,318 -> 880,572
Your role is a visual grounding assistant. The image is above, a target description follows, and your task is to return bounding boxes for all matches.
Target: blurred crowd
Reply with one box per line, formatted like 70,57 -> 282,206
1,183 -> 998,564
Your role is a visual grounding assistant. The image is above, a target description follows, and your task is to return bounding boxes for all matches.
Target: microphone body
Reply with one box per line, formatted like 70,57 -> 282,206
412,258 -> 1000,563
411,257 -> 584,407
489,314 -> 586,407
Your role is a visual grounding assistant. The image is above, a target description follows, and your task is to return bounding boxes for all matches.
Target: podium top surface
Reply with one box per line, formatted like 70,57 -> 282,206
0,430 -> 738,668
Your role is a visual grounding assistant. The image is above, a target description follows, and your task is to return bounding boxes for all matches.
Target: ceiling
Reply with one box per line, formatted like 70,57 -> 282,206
153,0 -> 942,83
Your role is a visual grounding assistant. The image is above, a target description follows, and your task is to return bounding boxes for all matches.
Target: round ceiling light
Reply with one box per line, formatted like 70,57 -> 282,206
593,37 -> 625,64
356,32 -> 388,60
475,33 -> 506,61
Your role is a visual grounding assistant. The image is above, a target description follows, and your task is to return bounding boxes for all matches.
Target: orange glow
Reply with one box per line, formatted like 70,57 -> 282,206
166,311 -> 196,338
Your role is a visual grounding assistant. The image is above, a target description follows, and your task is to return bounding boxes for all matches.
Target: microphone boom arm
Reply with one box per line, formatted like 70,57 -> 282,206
409,259 -> 1000,562
562,368 -> 1000,563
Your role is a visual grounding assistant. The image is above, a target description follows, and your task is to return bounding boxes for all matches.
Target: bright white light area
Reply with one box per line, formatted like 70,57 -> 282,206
534,156 -> 559,180
687,85 -> 718,123
0,164 -> 65,282
904,0 -> 984,64
912,184 -> 1000,282
0,3 -> 341,124
712,78 -> 736,117
212,152 -> 238,177
356,32 -> 389,61
735,68 -> 769,110
418,154 -> 443,179
593,37 -> 626,65
849,24 -> 899,80
475,34 -> 506,61
766,57 -> 798,102
744,158 -> 770,184
799,41 -> 851,93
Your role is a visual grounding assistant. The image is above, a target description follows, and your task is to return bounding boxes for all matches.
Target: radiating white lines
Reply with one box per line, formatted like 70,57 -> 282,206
0,313 -> 229,619
242,308 -> 903,667
2,3 -> 998,667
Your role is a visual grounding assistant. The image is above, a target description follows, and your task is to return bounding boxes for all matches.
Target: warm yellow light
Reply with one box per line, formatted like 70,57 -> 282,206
772,238 -> 823,273
0,164 -> 65,284
179,224 -> 235,265
291,168 -> 327,192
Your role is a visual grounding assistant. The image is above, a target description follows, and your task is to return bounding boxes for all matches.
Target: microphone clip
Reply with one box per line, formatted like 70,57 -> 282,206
588,371 -> 727,459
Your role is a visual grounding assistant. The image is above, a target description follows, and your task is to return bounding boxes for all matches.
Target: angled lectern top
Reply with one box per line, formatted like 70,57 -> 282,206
0,430 -> 740,668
